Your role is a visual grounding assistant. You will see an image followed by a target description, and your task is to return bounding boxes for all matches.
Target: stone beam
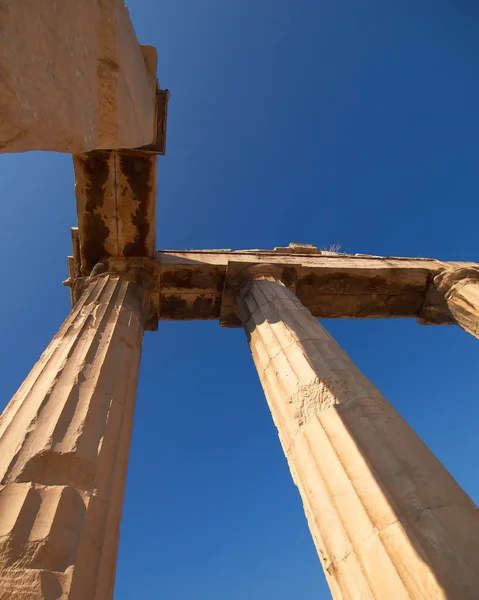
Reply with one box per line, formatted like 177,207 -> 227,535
62,246 -> 479,326
0,0 -> 168,154
154,248 -> 479,324
73,150 -> 158,276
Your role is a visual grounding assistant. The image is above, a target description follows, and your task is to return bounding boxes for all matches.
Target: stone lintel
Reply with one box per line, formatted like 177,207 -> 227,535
156,250 -> 478,325
64,252 -> 479,325
0,1 -> 165,154
73,149 -> 158,276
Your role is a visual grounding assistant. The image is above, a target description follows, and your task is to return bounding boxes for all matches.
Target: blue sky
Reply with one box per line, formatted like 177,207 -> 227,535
1,1 -> 479,598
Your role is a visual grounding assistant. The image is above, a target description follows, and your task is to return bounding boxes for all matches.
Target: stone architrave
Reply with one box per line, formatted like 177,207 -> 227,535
0,272 -> 148,599
0,0 -> 158,154
235,264 -> 479,599
435,267 -> 479,339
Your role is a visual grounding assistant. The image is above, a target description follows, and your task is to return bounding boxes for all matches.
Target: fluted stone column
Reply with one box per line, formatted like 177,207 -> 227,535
435,267 -> 479,339
0,272 -> 148,599
236,265 -> 479,599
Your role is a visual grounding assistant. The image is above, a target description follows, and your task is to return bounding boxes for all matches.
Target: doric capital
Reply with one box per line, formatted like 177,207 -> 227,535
420,266 -> 479,329
220,261 -> 299,328
434,267 -> 479,298
88,261 -> 155,290
230,265 -> 286,326
64,257 -> 159,330
232,264 -> 286,295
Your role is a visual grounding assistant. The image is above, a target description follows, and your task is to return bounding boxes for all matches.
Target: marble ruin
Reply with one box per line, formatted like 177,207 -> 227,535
1,2 -> 479,598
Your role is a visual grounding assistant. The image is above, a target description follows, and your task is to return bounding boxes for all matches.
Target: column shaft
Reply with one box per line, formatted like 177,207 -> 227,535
238,274 -> 479,599
0,274 -> 147,599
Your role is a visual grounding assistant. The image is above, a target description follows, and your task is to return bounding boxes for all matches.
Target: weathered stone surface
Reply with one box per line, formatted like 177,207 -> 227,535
73,150 -> 158,275
155,249 -> 479,323
236,266 -> 479,599
0,0 -> 160,153
62,248 -> 479,327
0,274 -> 147,599
273,242 -> 321,254
433,267 -> 479,339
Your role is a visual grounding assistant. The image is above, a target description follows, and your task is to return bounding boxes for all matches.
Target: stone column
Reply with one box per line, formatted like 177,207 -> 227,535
435,267 -> 479,339
0,272 -> 148,599
235,265 -> 479,599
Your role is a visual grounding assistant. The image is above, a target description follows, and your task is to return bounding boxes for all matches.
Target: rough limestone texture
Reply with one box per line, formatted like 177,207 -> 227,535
158,248 -> 479,323
0,274 -> 147,599
237,268 -> 479,599
435,268 -> 479,339
0,0 -> 157,153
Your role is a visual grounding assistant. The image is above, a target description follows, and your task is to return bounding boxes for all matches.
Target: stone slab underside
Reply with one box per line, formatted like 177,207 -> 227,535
0,0 -> 160,153
74,150 -> 158,275
155,251 -> 479,325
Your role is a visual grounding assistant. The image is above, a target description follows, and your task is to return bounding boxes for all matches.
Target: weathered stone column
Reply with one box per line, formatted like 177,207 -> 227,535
236,265 -> 479,599
0,271 -> 148,599
435,267 -> 479,339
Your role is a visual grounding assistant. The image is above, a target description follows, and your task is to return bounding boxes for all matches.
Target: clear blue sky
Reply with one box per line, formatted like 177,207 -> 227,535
1,1 -> 479,598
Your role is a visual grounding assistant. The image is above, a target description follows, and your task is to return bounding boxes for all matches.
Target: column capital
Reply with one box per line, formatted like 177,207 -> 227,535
232,263 -> 286,291
64,257 -> 159,330
88,261 -> 155,290
220,261 -> 298,327
419,266 -> 479,326
430,266 -> 479,339
434,266 -> 479,297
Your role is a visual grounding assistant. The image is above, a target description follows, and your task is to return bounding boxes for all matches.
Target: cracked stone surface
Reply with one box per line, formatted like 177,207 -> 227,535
0,274 -> 147,599
237,271 -> 479,599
